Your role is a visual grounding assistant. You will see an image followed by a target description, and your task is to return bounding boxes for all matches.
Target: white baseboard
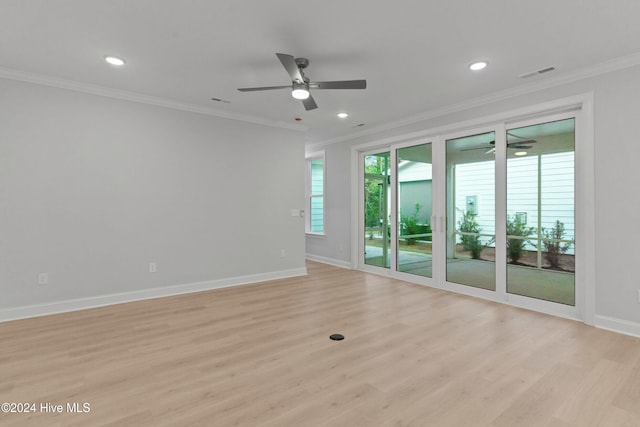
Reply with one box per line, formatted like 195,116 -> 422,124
0,267 -> 308,323
305,253 -> 352,269
594,314 -> 640,338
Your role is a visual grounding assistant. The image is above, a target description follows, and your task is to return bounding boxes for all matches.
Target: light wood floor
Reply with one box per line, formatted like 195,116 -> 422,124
1,261 -> 640,426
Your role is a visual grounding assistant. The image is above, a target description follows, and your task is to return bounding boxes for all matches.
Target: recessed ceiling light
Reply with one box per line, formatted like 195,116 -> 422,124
469,61 -> 488,71
337,112 -> 349,119
105,56 -> 125,66
514,151 -> 528,156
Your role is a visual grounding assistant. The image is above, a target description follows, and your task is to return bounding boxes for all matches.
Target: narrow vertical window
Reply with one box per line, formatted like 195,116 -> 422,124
306,151 -> 325,234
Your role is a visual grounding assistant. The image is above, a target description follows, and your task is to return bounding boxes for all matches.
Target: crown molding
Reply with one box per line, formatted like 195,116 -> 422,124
0,66 -> 307,132
308,51 -> 640,149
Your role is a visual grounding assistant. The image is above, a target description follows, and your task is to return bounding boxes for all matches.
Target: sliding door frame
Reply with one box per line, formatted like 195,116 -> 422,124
393,138 -> 439,287
502,109 -> 584,319
359,148 -> 395,276
350,93 -> 595,324
438,123 -> 506,301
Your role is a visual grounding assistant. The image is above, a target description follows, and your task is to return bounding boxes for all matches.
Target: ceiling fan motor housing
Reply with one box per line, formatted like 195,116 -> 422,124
295,57 -> 309,70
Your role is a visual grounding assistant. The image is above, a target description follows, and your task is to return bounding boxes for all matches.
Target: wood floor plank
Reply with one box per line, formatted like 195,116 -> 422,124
1,261 -> 640,426
612,354 -> 640,416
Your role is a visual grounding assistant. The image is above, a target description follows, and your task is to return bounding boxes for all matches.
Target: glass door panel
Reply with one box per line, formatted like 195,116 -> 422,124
445,132 -> 496,290
506,118 -> 575,305
397,143 -> 433,277
364,152 -> 391,268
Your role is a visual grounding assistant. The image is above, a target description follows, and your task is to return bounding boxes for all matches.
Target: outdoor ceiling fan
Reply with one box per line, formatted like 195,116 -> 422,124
461,133 -> 537,154
237,53 -> 367,111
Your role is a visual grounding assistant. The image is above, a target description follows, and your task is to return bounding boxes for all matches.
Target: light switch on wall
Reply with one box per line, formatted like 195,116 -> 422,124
291,209 -> 301,217
38,273 -> 48,285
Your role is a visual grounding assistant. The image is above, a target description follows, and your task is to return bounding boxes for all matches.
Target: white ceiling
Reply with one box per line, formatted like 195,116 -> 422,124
2,1 -> 640,144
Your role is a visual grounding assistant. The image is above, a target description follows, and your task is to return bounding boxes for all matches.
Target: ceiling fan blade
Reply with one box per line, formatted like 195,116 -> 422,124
237,85 -> 291,92
310,80 -> 367,89
460,143 -> 533,152
302,94 -> 318,111
276,53 -> 304,83
457,138 -> 536,152
460,146 -> 493,152
506,131 -> 537,143
507,139 -> 536,145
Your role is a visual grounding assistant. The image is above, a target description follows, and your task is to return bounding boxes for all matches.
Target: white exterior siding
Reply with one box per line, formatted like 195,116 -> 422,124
541,152 -> 575,239
455,152 -> 574,252
454,160 -> 496,245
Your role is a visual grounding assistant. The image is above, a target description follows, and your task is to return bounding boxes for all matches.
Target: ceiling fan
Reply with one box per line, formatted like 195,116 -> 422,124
461,133 -> 537,154
237,53 -> 367,111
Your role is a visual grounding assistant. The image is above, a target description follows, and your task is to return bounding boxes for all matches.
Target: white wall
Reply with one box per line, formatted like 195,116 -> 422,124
306,64 -> 640,331
0,78 -> 306,315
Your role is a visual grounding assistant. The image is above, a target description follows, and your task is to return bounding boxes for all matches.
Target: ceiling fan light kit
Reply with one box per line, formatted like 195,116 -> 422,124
291,83 -> 310,100
238,53 -> 366,111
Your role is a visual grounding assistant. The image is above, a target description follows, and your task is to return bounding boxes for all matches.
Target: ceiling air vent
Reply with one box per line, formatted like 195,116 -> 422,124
519,66 -> 556,79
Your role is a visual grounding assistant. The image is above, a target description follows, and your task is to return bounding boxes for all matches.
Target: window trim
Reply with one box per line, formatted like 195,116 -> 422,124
306,150 -> 326,236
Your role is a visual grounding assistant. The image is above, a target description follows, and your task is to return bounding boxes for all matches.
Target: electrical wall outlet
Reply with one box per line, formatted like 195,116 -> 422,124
280,249 -> 286,258
38,273 -> 48,285
149,262 -> 157,273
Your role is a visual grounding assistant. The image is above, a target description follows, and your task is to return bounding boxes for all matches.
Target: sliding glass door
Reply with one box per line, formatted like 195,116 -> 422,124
397,143 -> 433,278
364,151 -> 391,269
358,110 -> 581,316
506,118 -> 575,305
445,132 -> 496,290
